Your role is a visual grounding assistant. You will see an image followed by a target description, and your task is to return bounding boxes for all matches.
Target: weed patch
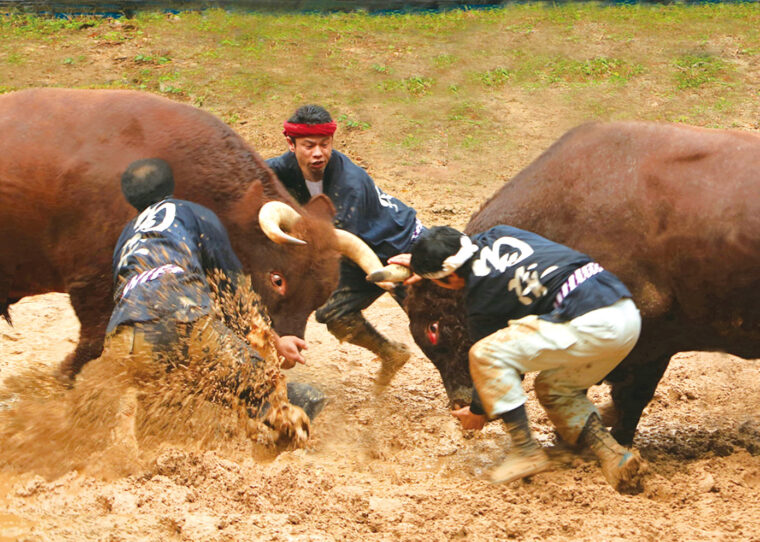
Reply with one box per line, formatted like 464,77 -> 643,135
379,76 -> 435,98
337,114 -> 371,131
477,67 -> 512,87
674,53 -> 732,90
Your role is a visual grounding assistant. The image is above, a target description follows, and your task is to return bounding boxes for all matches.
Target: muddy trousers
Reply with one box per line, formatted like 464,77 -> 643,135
469,298 -> 641,445
105,316 -> 325,420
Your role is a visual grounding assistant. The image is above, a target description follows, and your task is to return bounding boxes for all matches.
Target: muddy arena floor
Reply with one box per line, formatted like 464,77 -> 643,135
0,291 -> 758,541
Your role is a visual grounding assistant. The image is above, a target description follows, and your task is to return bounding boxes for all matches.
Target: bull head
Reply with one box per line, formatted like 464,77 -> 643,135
227,185 -> 339,339
405,281 -> 474,408
366,261 -> 476,408
253,196 -> 400,337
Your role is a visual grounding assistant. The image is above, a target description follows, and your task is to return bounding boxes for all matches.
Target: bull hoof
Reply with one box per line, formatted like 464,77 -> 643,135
56,360 -> 78,382
610,426 -> 636,448
58,351 -> 90,381
285,382 -> 328,421
374,341 -> 411,391
489,447 -> 552,485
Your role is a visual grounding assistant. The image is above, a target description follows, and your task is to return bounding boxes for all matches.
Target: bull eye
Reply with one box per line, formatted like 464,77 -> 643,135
426,322 -> 440,346
269,272 -> 287,296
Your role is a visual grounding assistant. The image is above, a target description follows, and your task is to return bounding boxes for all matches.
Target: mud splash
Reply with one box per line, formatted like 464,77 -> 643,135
0,274 -> 303,481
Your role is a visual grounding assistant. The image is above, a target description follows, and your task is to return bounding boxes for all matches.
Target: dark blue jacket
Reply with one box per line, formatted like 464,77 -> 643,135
267,150 -> 421,263
107,198 -> 243,333
463,226 -> 632,415
465,226 -> 632,342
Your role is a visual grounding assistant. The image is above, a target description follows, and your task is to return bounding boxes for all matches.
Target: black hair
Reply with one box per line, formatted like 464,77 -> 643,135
287,104 -> 332,125
121,158 -> 175,211
410,226 -> 469,277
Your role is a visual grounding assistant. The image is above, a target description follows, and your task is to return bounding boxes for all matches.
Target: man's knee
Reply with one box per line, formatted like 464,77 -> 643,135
315,292 -> 350,324
469,337 -> 513,380
534,372 -> 558,407
323,312 -> 361,339
468,342 -> 489,381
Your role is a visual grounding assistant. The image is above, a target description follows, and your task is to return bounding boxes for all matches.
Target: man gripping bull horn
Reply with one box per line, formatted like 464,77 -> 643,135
371,225 -> 645,492
266,104 -> 427,390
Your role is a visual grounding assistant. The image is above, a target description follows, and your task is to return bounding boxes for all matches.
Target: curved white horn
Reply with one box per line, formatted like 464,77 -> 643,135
366,265 -> 413,283
259,201 -> 307,246
334,229 -> 383,274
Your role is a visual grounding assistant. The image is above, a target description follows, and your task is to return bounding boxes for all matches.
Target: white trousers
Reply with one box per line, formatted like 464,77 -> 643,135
469,298 -> 641,444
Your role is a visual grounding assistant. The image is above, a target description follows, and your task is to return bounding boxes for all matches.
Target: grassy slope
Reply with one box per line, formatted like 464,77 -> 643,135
1,3 -> 758,225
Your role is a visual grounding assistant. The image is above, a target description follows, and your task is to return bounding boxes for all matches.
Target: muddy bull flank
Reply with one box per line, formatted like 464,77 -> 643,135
405,121 -> 760,445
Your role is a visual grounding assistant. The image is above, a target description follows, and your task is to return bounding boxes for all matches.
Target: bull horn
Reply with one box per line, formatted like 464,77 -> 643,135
259,201 -> 307,246
334,229 -> 383,274
334,230 -> 414,284
366,265 -> 413,283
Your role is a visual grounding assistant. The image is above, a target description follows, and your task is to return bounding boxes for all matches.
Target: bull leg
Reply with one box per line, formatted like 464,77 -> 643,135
60,283 -> 112,379
606,352 -> 672,446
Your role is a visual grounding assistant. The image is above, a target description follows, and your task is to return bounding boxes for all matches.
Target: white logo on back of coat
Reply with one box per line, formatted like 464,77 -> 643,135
471,236 -> 534,277
117,202 -> 178,270
134,201 -> 176,233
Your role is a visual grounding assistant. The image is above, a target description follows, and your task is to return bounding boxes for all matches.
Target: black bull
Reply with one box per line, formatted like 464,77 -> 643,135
405,121 -> 760,445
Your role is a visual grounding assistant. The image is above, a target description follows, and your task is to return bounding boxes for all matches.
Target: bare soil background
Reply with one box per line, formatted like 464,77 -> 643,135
1,293 -> 759,541
1,5 -> 760,541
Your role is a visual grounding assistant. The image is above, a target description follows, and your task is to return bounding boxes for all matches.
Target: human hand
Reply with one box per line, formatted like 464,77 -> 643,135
275,335 -> 307,369
451,406 -> 487,430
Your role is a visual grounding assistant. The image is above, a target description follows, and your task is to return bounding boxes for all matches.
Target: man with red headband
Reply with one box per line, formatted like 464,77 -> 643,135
267,104 -> 425,389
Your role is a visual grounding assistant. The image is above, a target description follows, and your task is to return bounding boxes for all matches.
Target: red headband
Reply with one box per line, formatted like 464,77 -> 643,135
283,121 -> 337,138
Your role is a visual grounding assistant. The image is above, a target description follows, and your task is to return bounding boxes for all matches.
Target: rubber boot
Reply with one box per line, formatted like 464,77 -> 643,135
490,406 -> 552,484
597,399 -> 621,428
579,412 -> 643,492
326,313 -> 411,389
257,382 -> 328,422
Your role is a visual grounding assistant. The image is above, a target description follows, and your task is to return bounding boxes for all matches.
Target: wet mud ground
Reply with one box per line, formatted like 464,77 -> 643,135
0,292 -> 759,541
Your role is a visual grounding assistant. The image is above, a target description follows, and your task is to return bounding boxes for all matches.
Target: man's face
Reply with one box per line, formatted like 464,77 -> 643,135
288,135 -> 333,180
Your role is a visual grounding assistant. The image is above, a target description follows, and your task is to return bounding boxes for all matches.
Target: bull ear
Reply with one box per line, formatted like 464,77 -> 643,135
228,180 -> 265,228
304,193 -> 336,221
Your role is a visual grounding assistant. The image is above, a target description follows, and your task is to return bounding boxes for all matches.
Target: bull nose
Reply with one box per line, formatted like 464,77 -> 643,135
449,386 -> 473,408
268,314 -> 307,340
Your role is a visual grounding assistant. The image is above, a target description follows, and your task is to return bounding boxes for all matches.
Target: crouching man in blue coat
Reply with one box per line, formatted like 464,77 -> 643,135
378,225 -> 644,492
105,158 -> 325,450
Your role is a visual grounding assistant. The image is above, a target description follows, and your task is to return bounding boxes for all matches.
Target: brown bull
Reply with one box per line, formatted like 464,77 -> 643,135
405,121 -> 760,445
0,88 -> 358,377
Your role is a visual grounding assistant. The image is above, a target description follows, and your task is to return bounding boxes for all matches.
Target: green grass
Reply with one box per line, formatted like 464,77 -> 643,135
378,76 -> 436,98
673,53 -> 732,89
476,67 -> 512,87
1,3 -> 758,207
